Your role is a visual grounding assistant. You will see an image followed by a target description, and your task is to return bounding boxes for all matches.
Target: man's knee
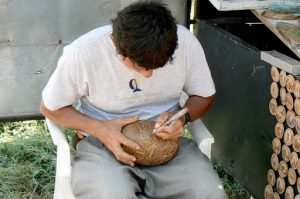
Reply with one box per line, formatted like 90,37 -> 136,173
72,180 -> 137,199
188,180 -> 227,199
96,186 -> 137,199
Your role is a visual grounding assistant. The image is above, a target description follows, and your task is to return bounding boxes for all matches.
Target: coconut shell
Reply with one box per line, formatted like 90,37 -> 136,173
121,120 -> 179,166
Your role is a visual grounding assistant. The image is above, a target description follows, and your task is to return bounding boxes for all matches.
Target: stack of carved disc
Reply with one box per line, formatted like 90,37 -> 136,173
266,66 -> 300,199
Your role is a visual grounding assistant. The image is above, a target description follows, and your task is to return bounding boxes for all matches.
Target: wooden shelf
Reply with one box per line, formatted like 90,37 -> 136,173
253,9 -> 300,59
209,0 -> 286,11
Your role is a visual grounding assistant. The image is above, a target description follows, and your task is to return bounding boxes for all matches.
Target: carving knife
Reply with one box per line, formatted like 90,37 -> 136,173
152,107 -> 188,134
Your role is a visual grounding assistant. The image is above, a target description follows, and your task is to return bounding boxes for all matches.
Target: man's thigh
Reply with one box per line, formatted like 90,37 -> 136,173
142,137 -> 227,199
71,136 -> 142,199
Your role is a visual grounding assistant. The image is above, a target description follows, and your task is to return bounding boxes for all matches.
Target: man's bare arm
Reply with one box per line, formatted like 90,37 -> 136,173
155,95 -> 214,140
183,95 -> 214,123
40,100 -> 100,135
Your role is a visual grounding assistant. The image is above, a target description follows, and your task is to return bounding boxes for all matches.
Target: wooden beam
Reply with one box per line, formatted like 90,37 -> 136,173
261,51 -> 300,75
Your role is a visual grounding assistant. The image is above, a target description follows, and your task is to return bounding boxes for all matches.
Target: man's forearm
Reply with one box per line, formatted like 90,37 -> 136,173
40,100 -> 101,136
182,95 -> 214,123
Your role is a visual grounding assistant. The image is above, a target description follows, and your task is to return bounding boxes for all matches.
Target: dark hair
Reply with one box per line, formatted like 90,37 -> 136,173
111,1 -> 178,70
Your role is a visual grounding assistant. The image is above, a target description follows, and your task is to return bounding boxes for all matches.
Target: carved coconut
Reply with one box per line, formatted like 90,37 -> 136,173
121,120 -> 179,166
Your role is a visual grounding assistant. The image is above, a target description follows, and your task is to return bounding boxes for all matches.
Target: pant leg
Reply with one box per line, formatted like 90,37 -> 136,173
142,137 -> 227,199
71,136 -> 142,199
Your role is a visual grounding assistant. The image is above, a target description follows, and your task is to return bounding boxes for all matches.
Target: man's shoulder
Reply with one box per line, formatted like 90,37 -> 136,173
63,25 -> 112,55
68,25 -> 112,49
177,24 -> 192,38
176,24 -> 198,44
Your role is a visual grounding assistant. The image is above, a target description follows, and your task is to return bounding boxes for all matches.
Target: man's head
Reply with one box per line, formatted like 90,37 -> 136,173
111,1 -> 178,71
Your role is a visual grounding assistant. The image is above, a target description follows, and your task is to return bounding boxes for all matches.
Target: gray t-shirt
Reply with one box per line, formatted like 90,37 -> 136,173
42,24 -> 215,124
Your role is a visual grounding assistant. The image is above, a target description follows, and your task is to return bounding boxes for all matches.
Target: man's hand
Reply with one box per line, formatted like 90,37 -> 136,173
94,116 -> 140,166
154,112 -> 184,140
41,100 -> 140,166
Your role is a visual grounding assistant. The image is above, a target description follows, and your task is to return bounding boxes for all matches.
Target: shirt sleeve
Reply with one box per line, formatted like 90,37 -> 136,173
183,32 -> 216,97
42,48 -> 82,111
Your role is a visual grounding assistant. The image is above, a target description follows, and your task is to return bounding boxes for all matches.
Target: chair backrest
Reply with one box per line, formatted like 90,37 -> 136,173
0,0 -> 188,120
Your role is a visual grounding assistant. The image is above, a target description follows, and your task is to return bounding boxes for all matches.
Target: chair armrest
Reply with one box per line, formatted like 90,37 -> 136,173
45,118 -> 75,199
179,92 -> 214,159
186,119 -> 214,159
46,118 -> 71,177
46,118 -> 68,146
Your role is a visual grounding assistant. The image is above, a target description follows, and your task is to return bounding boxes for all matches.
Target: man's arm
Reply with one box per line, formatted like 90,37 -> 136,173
183,95 -> 214,123
154,95 -> 214,140
40,100 -> 99,133
40,100 -> 140,166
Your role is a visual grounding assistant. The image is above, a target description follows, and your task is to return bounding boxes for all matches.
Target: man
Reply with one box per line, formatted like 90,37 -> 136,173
41,1 -> 227,198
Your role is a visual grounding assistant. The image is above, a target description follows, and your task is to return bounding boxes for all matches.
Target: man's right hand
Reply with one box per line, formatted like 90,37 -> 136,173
40,101 -> 140,166
93,116 -> 140,166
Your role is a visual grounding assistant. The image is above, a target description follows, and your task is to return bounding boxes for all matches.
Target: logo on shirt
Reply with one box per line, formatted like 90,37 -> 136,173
129,78 -> 142,93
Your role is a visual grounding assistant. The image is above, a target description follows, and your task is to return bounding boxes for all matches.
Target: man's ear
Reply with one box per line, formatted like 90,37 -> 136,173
110,34 -> 125,60
110,34 -> 116,45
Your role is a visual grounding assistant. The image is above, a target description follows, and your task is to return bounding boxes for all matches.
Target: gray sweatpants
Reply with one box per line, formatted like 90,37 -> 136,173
71,136 -> 227,199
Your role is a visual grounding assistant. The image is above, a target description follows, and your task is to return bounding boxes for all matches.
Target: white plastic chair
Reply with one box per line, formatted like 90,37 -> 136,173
46,95 -> 215,199
46,118 -> 76,199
